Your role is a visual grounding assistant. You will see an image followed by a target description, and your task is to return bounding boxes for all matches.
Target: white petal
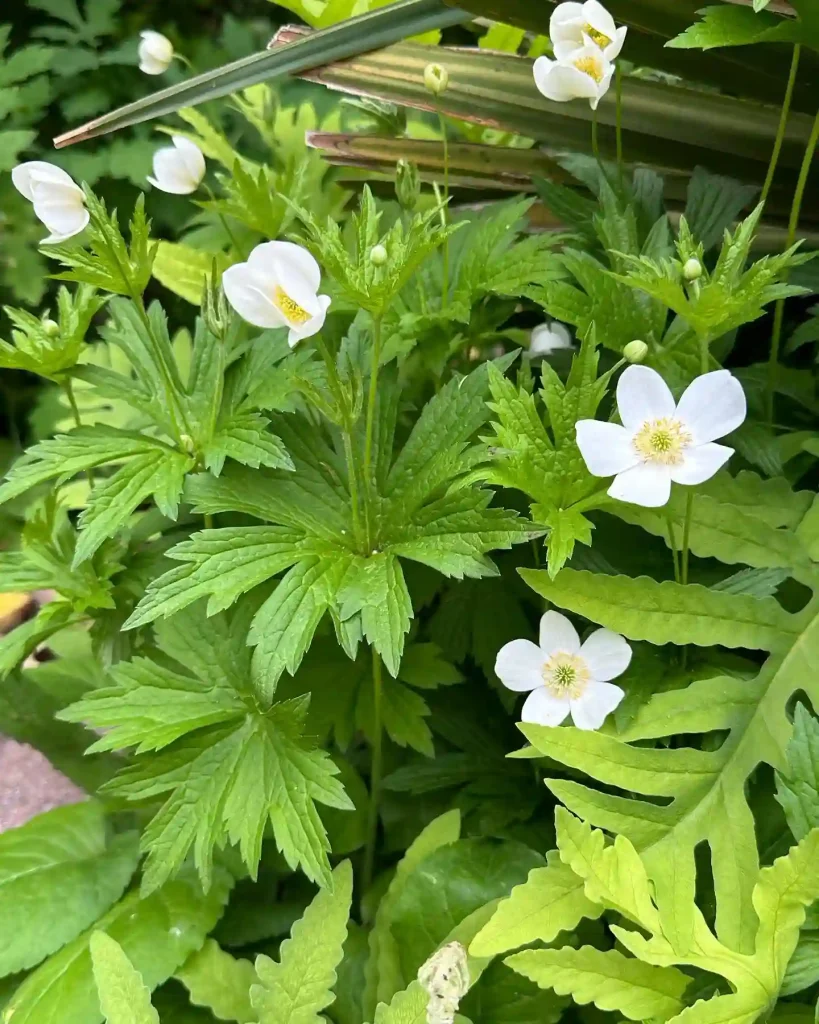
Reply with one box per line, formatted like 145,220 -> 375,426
139,30 -> 173,73
33,201 -> 89,240
604,25 -> 628,60
533,58 -> 599,103
669,442 -> 733,485
575,420 -> 638,477
140,54 -> 169,74
222,265 -> 286,329
550,2 -> 585,39
553,39 -> 584,60
287,294 -> 331,347
539,610 -> 581,657
40,209 -> 90,244
495,639 -> 545,692
580,628 -> 632,681
522,687 -> 572,727
249,240 -> 322,293
583,0 -> 618,40
531,321 -> 573,355
608,462 -> 672,507
590,64 -> 615,109
570,681 -> 624,730
674,370 -> 747,445
12,161 -> 77,202
149,148 -> 197,194
616,364 -> 676,430
172,136 -> 206,184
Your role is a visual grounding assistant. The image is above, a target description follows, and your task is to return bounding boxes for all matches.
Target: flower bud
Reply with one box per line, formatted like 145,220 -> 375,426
369,244 -> 388,266
623,339 -> 648,364
42,319 -> 60,337
683,258 -> 703,282
179,433 -> 196,455
395,159 -> 420,212
424,62 -> 449,96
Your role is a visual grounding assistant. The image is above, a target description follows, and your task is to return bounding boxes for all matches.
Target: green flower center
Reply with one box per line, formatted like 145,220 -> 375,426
632,417 -> 693,466
584,24 -> 612,48
274,285 -> 311,325
542,651 -> 590,699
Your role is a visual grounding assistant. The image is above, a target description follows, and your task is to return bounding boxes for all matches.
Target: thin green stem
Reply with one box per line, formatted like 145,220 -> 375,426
204,184 -> 247,260
699,332 -> 709,375
363,313 -> 383,548
591,109 -> 600,164
64,378 -> 94,488
203,513 -> 214,529
681,491 -> 694,587
761,44 -> 801,206
437,105 -> 450,309
767,100 -> 819,425
615,63 -> 624,189
363,647 -> 383,894
665,513 -> 681,584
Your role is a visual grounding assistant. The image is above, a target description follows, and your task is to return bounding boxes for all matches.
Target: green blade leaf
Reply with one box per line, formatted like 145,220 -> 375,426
175,939 -> 257,1023
776,703 -> 819,841
90,932 -> 159,1024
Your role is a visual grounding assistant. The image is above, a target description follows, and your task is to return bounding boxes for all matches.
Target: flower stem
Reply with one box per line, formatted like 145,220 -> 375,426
204,184 -> 247,260
591,109 -> 600,164
761,44 -> 801,206
437,104 -> 450,310
615,64 -> 624,189
681,491 -> 694,587
665,513 -> 681,584
64,378 -> 94,488
363,313 -> 383,548
766,100 -> 819,426
363,646 -> 383,894
204,513 -> 213,529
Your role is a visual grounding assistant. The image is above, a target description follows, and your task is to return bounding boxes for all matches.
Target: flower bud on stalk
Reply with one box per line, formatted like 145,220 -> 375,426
424,62 -> 449,96
683,258 -> 703,282
395,160 -> 420,212
623,339 -> 648,364
369,244 -> 388,266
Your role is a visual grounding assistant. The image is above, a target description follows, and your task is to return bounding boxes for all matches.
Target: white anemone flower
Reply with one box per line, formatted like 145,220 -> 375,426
496,610 -> 631,731
576,365 -> 747,509
222,241 -> 331,346
138,31 -> 174,75
529,321 -> 573,357
533,44 -> 614,111
551,0 -> 628,62
11,161 -> 89,244
147,136 -> 205,195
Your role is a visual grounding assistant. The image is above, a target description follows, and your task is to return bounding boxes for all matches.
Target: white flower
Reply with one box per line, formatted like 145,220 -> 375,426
495,610 -> 630,731
575,365 -> 747,509
551,0 -> 628,62
533,44 -> 614,110
138,30 -> 174,75
222,240 -> 331,346
11,161 -> 89,244
147,136 -> 205,195
529,321 -> 573,357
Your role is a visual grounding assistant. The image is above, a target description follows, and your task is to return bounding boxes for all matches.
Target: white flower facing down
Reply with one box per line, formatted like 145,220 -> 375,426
529,321 -> 573,357
551,0 -> 628,62
496,611 -> 631,731
147,136 -> 205,195
11,162 -> 89,244
222,241 -> 331,347
533,43 -> 614,110
138,31 -> 174,75
576,365 -> 747,508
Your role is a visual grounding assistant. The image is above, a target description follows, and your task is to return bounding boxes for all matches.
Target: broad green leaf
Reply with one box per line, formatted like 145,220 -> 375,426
90,932 -> 159,1024
4,870 -> 231,1024
667,5 -> 801,49
505,945 -> 689,1021
151,243 -> 231,305
520,568 -> 794,650
337,554 -> 412,677
176,939 -> 256,1022
203,414 -> 292,477
776,703 -> 819,841
251,860 -> 352,1024
0,802 -> 139,978
782,932 -> 819,996
683,168 -> 759,252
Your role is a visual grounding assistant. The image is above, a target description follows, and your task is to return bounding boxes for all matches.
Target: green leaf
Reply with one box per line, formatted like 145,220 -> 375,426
0,802 -> 139,978
90,932 -> 160,1024
684,168 -> 759,251
203,414 -> 292,476
519,568 -> 794,650
776,703 -> 819,841
151,242 -> 231,305
505,946 -> 689,1021
175,939 -> 257,1023
338,554 -> 412,677
666,5 -> 801,49
251,860 -> 352,1024
3,871 -> 231,1024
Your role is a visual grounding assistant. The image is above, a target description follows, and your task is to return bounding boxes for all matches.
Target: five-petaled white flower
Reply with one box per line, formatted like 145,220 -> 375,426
222,241 -> 331,346
533,43 -> 614,110
138,30 -> 174,75
11,162 -> 89,244
147,136 -> 205,195
576,365 -> 747,508
529,321 -> 573,357
496,611 -> 631,731
551,0 -> 628,62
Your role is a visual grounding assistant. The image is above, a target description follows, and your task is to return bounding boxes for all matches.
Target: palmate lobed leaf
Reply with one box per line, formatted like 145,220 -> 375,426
90,932 -> 159,1024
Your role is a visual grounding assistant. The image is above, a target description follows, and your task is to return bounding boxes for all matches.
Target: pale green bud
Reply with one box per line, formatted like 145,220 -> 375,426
369,244 -> 388,266
683,258 -> 703,282
179,433 -> 196,455
623,339 -> 648,364
395,159 -> 420,212
424,62 -> 449,96
42,319 -> 60,337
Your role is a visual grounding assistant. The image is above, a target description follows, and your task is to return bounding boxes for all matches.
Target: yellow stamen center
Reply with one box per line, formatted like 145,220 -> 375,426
274,285 -> 311,325
584,24 -> 612,48
573,55 -> 604,83
632,417 -> 693,466
542,651 -> 590,700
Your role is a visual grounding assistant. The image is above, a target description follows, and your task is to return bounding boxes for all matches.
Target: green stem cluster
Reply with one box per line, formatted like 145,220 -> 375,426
437,105 -> 450,309
363,647 -> 384,892
363,313 -> 383,550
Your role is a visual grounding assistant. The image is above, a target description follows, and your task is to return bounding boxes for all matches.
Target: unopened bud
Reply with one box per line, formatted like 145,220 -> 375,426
42,319 -> 60,337
395,159 -> 420,212
623,340 -> 648,364
424,62 -> 449,96
683,258 -> 703,282
369,244 -> 388,266
179,433 -> 195,455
